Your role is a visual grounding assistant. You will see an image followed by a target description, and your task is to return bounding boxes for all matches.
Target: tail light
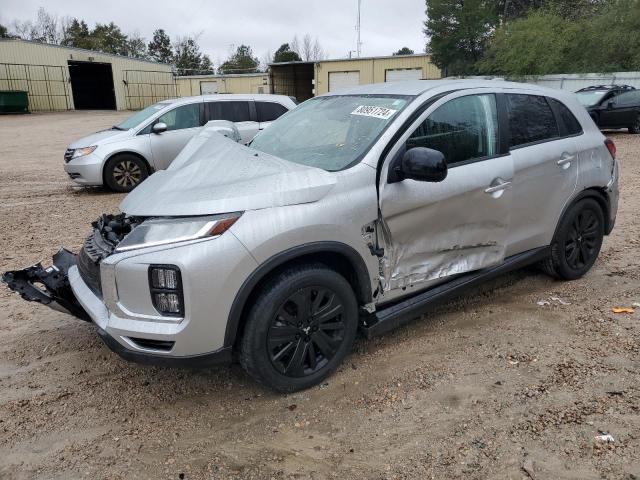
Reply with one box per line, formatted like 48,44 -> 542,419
605,138 -> 616,159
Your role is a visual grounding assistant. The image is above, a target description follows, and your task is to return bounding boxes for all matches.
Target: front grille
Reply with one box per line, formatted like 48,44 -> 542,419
64,149 -> 74,163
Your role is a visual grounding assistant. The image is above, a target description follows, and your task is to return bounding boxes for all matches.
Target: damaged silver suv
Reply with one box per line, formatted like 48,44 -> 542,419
4,80 -> 619,392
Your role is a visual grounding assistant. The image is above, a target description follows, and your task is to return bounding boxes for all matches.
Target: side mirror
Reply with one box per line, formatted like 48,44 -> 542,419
152,122 -> 167,134
392,147 -> 447,183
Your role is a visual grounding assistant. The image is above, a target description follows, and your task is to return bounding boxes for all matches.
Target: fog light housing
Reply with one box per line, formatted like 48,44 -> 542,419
149,266 -> 184,317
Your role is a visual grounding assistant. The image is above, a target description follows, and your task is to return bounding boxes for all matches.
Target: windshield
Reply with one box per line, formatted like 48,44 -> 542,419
250,95 -> 410,171
576,90 -> 607,107
115,102 -> 171,130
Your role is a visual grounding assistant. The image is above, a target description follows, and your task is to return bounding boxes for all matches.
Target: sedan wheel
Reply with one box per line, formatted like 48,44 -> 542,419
629,115 -> 640,134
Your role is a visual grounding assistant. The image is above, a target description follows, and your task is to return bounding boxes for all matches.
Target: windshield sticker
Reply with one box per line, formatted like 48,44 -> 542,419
351,105 -> 397,120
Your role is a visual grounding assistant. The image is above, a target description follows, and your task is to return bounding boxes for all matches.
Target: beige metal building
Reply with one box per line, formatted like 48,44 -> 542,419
176,73 -> 270,97
314,54 -> 441,95
0,39 -> 174,111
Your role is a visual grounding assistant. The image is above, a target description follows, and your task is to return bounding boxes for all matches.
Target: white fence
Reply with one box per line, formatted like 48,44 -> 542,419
462,72 -> 640,92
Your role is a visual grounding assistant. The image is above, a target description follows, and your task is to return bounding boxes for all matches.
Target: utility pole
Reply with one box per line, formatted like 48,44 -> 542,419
356,0 -> 362,58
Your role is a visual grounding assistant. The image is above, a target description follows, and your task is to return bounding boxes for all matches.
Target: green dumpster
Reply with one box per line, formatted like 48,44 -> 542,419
0,90 -> 29,114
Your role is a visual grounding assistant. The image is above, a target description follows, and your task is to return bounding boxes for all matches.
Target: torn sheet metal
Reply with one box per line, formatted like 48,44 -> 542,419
120,133 -> 336,217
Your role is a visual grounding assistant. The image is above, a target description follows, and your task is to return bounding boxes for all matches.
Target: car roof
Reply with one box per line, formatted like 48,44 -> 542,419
576,84 -> 636,92
320,79 -> 561,97
161,94 -> 294,106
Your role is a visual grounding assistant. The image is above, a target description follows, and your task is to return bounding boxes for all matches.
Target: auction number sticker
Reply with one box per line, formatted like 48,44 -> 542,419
351,105 -> 397,120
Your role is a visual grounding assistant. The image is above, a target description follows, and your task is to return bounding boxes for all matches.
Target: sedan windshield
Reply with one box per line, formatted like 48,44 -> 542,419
250,95 -> 410,171
576,90 -> 607,107
115,102 -> 171,130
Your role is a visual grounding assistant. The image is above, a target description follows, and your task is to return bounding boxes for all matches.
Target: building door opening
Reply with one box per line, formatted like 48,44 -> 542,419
68,61 -> 116,110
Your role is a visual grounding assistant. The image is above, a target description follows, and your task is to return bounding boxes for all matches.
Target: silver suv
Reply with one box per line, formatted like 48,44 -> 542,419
4,80 -> 619,392
64,94 -> 297,192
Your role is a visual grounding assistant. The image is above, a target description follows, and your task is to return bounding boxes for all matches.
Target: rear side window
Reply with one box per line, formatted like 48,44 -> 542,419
548,98 -> 583,136
207,101 -> 251,122
506,94 -> 559,148
406,94 -> 498,166
256,102 -> 289,122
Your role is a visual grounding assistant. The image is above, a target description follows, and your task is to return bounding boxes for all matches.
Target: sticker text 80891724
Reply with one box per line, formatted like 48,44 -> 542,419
350,105 -> 398,120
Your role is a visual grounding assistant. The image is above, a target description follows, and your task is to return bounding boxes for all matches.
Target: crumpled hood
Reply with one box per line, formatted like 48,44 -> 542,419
120,132 -> 336,217
69,128 -> 132,148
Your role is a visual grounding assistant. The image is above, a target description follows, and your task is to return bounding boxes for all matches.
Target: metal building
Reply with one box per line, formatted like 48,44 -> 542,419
314,54 -> 441,95
175,73 -> 270,97
0,39 -> 174,111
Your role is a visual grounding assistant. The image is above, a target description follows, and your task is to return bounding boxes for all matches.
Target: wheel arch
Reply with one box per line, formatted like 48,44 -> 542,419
224,241 -> 373,350
102,151 -> 154,185
554,188 -> 612,240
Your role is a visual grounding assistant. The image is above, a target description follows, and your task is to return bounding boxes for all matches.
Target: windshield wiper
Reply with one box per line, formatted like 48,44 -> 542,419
111,125 -> 124,131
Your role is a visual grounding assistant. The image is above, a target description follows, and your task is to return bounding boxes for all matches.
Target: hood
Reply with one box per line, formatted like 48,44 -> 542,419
119,132 -> 336,217
68,128 -> 132,148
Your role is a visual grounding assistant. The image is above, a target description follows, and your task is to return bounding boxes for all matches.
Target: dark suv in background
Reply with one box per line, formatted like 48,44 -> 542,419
576,85 -> 640,133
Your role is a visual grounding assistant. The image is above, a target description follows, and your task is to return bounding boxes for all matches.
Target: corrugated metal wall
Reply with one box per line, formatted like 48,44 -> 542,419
175,74 -> 270,97
314,54 -> 441,95
463,72 -> 640,92
0,39 -> 173,111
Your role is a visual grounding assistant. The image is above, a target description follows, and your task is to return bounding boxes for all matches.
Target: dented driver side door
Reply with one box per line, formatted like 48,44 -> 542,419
377,92 -> 514,299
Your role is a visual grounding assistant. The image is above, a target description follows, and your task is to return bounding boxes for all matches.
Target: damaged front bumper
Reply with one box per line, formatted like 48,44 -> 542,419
2,248 -> 90,321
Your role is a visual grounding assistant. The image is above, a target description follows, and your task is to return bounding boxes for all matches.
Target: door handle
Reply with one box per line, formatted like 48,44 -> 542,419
557,154 -> 575,166
484,179 -> 511,194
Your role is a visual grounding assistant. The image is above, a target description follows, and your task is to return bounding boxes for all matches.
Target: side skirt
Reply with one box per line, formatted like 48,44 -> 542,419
362,246 -> 550,338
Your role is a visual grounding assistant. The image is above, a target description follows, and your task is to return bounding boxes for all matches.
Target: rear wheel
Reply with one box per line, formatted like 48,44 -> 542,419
628,114 -> 640,134
104,154 -> 148,192
239,264 -> 358,392
542,198 -> 604,280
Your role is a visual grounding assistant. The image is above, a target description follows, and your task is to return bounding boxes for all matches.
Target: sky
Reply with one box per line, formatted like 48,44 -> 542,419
1,0 -> 428,65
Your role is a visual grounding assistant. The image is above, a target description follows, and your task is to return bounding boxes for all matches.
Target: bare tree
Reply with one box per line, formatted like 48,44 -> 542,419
261,50 -> 273,71
13,7 -> 63,44
291,33 -> 326,61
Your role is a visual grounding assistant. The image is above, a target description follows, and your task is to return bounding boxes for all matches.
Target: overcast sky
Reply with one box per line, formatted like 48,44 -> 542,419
1,1 -> 427,65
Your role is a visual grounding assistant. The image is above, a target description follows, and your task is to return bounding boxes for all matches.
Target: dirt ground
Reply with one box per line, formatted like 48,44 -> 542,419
0,111 -> 638,480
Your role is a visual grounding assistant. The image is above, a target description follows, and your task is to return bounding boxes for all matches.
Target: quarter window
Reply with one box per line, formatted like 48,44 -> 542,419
506,94 -> 559,147
548,98 -> 582,136
207,101 -> 251,122
256,102 -> 289,122
615,91 -> 640,106
406,94 -> 498,166
156,103 -> 201,131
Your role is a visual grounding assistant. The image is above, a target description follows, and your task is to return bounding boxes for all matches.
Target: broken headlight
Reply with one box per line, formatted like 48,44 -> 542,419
71,146 -> 97,159
114,213 -> 242,252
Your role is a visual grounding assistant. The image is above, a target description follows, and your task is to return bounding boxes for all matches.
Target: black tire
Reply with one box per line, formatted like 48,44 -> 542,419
628,114 -> 640,134
239,264 -> 359,392
542,198 -> 604,280
104,154 -> 149,192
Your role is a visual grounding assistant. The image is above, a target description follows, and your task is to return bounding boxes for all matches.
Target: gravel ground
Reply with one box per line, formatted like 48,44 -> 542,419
0,111 -> 639,480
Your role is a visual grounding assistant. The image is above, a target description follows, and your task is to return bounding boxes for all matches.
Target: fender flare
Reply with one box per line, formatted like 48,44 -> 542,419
223,241 -> 373,348
553,188 -> 612,241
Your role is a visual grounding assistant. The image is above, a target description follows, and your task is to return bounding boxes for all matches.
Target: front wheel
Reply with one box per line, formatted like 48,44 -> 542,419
542,198 -> 604,280
239,264 -> 359,392
104,154 -> 149,192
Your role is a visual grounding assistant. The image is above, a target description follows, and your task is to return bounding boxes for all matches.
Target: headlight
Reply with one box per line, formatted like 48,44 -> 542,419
114,213 -> 242,252
72,146 -> 97,158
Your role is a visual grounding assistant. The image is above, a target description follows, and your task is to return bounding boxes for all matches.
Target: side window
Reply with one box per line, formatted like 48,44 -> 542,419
157,103 -> 201,131
406,94 -> 498,166
208,101 -> 251,122
506,94 -> 559,148
548,98 -> 583,136
256,102 -> 289,122
616,91 -> 640,107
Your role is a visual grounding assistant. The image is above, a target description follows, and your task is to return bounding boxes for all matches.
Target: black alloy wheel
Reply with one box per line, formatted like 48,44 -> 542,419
563,209 -> 600,271
629,114 -> 640,134
239,264 -> 358,392
268,286 -> 346,377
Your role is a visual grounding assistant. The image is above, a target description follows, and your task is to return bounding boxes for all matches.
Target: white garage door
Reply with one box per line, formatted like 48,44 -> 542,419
200,81 -> 218,94
385,68 -> 423,82
329,71 -> 360,92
